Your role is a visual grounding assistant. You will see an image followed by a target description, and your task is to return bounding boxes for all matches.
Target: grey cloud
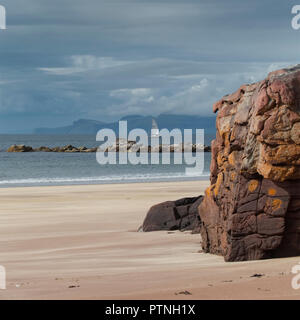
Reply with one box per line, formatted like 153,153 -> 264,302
0,0 -> 298,132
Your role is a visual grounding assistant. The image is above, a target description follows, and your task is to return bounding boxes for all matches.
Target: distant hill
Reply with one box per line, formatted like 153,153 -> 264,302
34,114 -> 216,136
34,119 -> 108,134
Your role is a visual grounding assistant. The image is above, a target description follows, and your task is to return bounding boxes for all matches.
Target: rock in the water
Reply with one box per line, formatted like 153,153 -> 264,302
142,196 -> 203,232
7,144 -> 33,152
199,65 -> 300,261
61,145 -> 78,152
34,146 -> 52,152
82,147 -> 97,153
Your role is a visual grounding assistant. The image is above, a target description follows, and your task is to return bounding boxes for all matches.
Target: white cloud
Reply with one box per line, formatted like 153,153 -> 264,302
70,55 -> 132,70
109,88 -> 155,114
110,88 -> 153,98
38,56 -> 133,75
38,67 -> 84,75
267,62 -> 296,73
103,62 -> 295,118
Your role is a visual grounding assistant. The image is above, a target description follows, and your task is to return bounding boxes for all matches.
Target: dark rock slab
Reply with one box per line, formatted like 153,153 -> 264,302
142,196 -> 203,232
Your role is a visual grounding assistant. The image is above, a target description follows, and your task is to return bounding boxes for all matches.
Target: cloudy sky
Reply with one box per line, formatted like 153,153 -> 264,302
0,0 -> 299,133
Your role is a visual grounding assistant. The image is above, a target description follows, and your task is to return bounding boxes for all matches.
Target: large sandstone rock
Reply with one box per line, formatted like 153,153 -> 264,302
199,65 -> 300,261
143,196 -> 203,232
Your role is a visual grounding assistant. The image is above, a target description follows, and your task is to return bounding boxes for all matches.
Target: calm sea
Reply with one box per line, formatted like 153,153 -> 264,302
0,134 -> 213,187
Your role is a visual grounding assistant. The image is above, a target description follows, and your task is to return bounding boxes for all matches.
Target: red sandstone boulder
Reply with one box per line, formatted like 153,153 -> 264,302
199,65 -> 300,261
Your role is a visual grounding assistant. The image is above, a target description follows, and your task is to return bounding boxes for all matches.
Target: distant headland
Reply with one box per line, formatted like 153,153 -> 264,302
34,114 -> 216,135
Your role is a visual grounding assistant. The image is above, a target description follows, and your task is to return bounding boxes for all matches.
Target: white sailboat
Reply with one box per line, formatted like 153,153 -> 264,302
151,119 -> 159,138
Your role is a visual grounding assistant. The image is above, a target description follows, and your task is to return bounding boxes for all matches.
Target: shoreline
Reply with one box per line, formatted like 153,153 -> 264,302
0,175 -> 210,189
0,181 -> 300,300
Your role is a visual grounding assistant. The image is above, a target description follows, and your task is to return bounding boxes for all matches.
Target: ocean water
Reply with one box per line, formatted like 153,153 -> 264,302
0,135 -> 212,187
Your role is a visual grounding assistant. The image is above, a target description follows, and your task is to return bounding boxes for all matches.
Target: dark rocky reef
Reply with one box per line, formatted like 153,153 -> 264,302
198,65 -> 300,261
6,142 -> 211,153
6,145 -> 34,152
142,196 -> 203,233
6,144 -> 97,153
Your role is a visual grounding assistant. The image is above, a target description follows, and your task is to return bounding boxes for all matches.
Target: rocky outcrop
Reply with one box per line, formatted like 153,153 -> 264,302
99,139 -> 211,153
6,142 -> 211,153
6,145 -> 34,152
6,145 -> 98,153
143,196 -> 203,232
35,146 -> 53,152
199,65 -> 300,261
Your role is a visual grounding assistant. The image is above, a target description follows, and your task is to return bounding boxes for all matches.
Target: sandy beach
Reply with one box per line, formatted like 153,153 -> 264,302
0,181 -> 300,300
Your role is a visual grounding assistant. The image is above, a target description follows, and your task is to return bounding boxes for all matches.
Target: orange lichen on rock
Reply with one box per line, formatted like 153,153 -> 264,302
214,173 -> 223,197
268,188 -> 277,196
248,180 -> 259,193
272,199 -> 282,211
